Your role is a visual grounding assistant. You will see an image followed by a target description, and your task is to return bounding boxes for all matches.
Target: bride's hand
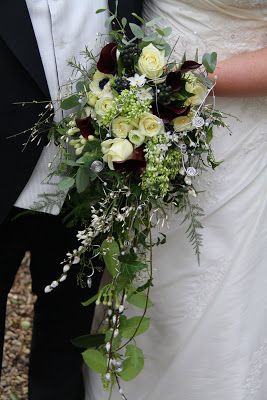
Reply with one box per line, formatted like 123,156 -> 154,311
209,47 -> 267,97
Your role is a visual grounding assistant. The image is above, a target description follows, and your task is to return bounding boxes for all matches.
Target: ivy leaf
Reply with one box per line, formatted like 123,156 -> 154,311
129,23 -> 144,39
101,239 -> 120,277
76,167 -> 89,193
119,345 -> 144,381
120,260 -> 147,280
58,176 -> 75,191
71,334 -> 105,349
82,349 -> 107,374
202,52 -> 217,73
120,316 -> 150,338
127,292 -> 153,309
60,95 -> 80,110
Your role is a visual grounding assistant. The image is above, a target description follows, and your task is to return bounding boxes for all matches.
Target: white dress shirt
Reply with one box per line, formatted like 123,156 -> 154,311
16,0 -> 108,214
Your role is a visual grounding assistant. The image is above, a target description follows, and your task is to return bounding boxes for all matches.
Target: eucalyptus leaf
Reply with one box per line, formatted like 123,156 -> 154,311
120,316 -> 150,338
58,176 -> 75,191
145,17 -> 161,27
131,13 -> 145,24
121,17 -> 127,28
62,159 -> 79,167
60,95 -> 80,110
105,15 -> 116,29
71,334 -> 105,349
82,349 -> 107,374
129,23 -> 144,39
162,26 -> 172,36
96,8 -> 107,14
202,52 -> 217,73
101,239 -> 120,277
119,345 -> 144,381
76,167 -> 89,193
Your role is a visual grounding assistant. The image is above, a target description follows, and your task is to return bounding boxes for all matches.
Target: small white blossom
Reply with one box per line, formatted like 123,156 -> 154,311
119,305 -> 124,313
184,176 -> 192,185
188,188 -> 197,197
51,280 -> 59,288
59,274 -> 67,282
114,329 -> 119,338
105,342 -> 111,352
105,373 -> 111,381
127,73 -> 146,87
44,285 -> 52,293
63,264 -> 70,273
72,256 -> 80,265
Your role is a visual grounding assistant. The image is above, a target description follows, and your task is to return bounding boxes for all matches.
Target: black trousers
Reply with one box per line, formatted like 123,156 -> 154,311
0,207 -> 101,400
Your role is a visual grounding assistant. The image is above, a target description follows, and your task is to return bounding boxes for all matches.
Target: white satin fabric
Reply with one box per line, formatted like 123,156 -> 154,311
85,1 -> 267,399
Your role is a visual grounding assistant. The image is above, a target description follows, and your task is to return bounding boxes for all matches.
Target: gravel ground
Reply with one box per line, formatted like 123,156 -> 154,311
0,252 -> 35,400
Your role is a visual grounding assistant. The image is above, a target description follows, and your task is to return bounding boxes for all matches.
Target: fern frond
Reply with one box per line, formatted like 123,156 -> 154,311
182,196 -> 204,264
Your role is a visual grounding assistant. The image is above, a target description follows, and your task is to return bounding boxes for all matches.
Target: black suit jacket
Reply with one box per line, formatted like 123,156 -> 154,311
0,0 -> 143,223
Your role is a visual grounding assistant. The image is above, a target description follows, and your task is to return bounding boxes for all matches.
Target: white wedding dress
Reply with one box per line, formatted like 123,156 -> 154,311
85,1 -> 267,399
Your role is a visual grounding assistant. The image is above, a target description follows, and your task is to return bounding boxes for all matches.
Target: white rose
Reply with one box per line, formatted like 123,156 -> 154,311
139,112 -> 164,137
89,70 -> 113,97
112,117 -> 136,139
172,114 -> 193,132
102,138 -> 133,170
128,130 -> 145,147
95,95 -> 114,117
184,73 -> 207,106
138,44 -> 165,80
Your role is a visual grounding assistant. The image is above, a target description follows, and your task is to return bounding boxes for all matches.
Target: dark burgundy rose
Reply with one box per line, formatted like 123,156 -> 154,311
75,116 -> 95,138
114,146 -> 146,174
152,102 -> 190,123
180,60 -> 202,72
97,43 -> 118,74
166,71 -> 182,91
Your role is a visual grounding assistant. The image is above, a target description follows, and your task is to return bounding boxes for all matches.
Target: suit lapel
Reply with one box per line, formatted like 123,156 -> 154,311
0,0 -> 50,98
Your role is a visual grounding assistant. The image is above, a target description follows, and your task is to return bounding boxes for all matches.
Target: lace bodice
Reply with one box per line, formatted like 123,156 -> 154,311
143,0 -> 267,59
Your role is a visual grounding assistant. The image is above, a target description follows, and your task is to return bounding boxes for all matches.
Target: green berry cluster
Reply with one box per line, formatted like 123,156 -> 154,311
100,89 -> 151,127
142,135 -> 182,196
116,89 -> 151,122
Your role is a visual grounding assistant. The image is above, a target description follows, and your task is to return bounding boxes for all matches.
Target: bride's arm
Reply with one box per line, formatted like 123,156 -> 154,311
209,47 -> 267,97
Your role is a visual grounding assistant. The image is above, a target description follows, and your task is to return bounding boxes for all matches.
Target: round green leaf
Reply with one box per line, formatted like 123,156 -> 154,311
82,349 -> 107,374
127,292 -> 153,309
120,316 -> 150,339
119,345 -> 144,381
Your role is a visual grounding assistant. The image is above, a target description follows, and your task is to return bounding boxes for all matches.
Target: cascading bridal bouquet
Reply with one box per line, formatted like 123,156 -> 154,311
29,6 -> 227,399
